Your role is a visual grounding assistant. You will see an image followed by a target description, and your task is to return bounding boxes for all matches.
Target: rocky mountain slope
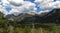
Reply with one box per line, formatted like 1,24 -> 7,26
1,9 -> 60,23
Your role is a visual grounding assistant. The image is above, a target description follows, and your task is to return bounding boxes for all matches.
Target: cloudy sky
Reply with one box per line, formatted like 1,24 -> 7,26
0,0 -> 60,16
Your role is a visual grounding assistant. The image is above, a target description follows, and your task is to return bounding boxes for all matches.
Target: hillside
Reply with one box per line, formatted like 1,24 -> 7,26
8,8 -> 60,23
0,9 -> 60,33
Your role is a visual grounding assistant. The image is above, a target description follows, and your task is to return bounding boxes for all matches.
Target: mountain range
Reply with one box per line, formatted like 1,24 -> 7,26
0,9 -> 60,23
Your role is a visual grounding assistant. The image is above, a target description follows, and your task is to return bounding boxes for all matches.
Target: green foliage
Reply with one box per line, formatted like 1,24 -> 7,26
0,9 -> 60,33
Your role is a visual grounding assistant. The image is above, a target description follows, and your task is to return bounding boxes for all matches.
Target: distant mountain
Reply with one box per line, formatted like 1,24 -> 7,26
38,9 -> 60,23
4,13 -> 35,21
4,9 -> 60,23
18,8 -> 60,23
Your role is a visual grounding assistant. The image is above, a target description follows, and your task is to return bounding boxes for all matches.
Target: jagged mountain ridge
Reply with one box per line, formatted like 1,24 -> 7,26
39,9 -> 60,23
18,9 -> 60,23
1,9 -> 60,23
5,13 -> 34,21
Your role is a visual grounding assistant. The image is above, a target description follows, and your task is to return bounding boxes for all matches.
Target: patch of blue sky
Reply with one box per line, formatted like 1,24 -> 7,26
35,5 -> 41,13
53,0 -> 57,2
24,0 -> 35,2
24,0 -> 40,12
1,0 -> 54,13
5,7 -> 12,12
53,0 -> 60,2
0,0 -> 11,12
0,0 -> 2,2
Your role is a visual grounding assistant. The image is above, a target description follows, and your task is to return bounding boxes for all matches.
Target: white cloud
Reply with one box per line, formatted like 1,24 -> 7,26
35,0 -> 60,14
37,10 -> 50,14
9,1 -> 36,14
34,0 -> 43,3
0,0 -> 36,16
8,0 -> 24,6
1,0 -> 60,16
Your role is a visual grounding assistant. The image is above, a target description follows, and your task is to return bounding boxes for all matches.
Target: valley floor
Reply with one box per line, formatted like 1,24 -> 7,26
0,23 -> 60,33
